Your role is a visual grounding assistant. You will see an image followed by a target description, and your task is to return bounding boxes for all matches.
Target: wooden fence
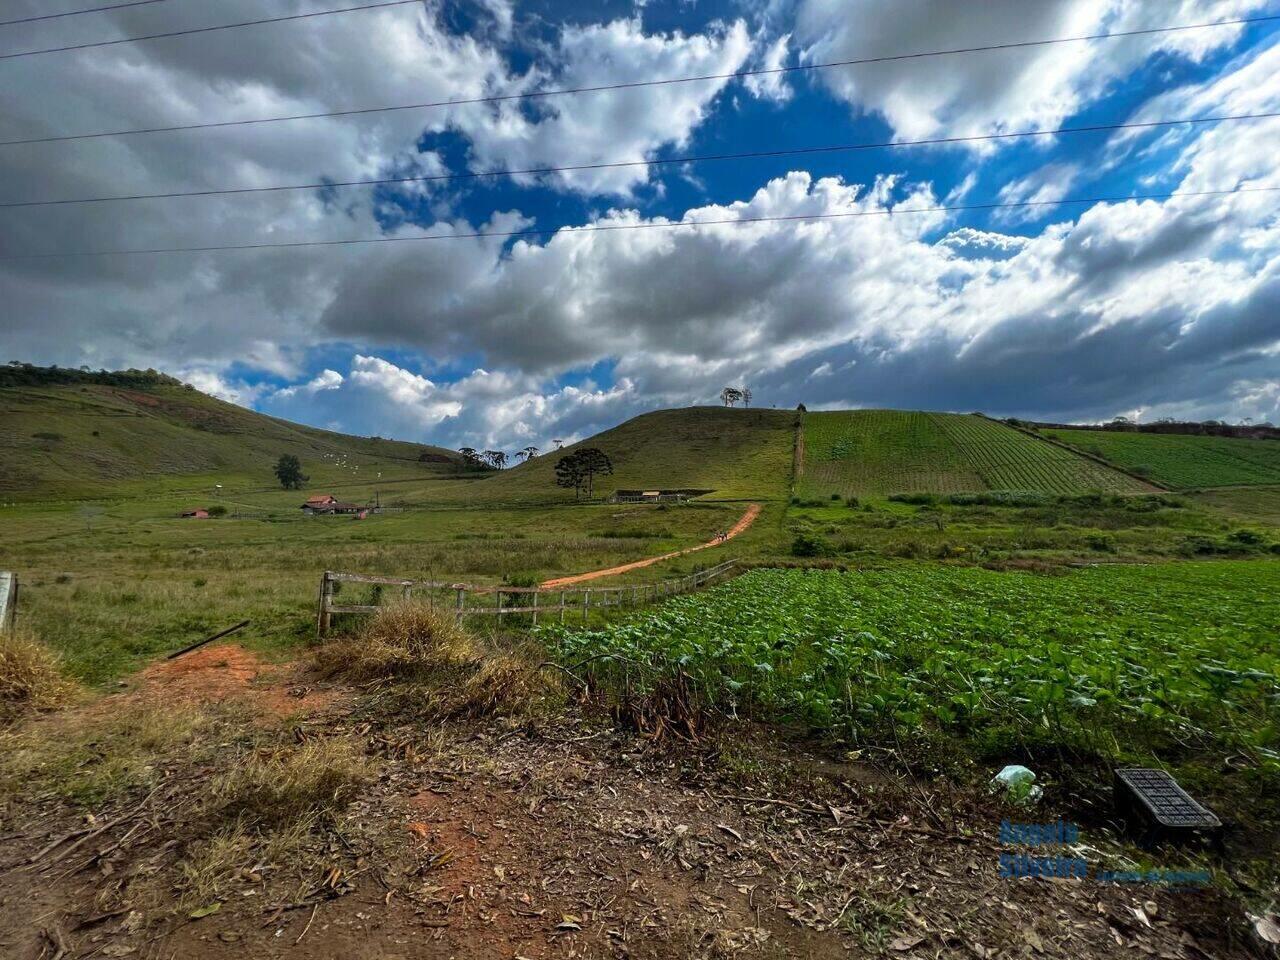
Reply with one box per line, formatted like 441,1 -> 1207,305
316,558 -> 740,638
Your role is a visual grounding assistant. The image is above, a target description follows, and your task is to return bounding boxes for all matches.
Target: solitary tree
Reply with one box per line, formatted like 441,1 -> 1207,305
554,447 -> 613,500
741,387 -> 753,408
274,454 -> 308,490
555,453 -> 586,499
720,386 -> 743,407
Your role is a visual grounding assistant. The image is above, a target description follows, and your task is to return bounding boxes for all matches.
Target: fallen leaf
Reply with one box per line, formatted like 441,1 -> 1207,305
890,935 -> 925,952
405,822 -> 430,839
189,903 -> 221,919
717,823 -> 743,842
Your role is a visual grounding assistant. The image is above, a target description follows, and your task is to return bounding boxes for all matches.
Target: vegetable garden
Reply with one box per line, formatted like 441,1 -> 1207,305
548,562 -> 1280,782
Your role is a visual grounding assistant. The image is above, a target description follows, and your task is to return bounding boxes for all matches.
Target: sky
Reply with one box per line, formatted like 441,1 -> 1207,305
1,0 -> 1279,452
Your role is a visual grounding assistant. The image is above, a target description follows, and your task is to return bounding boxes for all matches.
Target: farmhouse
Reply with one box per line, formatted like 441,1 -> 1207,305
301,495 -> 362,515
180,508 -> 209,519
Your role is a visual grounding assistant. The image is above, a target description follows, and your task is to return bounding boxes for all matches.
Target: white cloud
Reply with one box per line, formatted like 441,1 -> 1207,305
744,33 -> 794,103
792,0 -> 1269,144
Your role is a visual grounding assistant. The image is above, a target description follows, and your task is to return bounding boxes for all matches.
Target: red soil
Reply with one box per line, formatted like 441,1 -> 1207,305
541,502 -> 761,589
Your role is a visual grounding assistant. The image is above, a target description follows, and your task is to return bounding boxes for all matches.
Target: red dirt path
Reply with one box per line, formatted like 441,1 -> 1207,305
541,502 -> 761,588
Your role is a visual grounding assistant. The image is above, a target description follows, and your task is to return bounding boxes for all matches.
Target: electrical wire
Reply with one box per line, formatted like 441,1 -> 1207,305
4,185 -> 1274,260
3,111 -> 1274,208
0,1 -> 168,27
3,13 -> 1277,143
0,0 -> 421,59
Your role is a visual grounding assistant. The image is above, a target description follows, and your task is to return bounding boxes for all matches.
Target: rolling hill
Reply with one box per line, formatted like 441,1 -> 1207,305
1040,428 -> 1280,490
438,406 -> 797,504
0,372 -> 461,500
798,410 -> 1151,497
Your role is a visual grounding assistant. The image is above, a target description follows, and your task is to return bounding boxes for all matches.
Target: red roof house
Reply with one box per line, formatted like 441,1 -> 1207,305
181,508 -> 210,519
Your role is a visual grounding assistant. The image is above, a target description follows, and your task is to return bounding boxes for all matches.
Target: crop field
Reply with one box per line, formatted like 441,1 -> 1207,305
550,563 -> 1280,798
1043,428 -> 1280,489
800,411 -> 1146,497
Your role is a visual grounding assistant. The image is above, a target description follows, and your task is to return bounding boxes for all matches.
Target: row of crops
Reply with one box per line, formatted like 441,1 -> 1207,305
547,563 -> 1280,769
1042,429 -> 1280,490
799,410 -> 1145,497
801,410 -> 982,496
933,414 -> 1146,494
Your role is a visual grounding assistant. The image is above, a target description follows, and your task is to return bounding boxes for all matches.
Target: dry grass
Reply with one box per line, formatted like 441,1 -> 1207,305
0,628 -> 77,724
317,601 -> 549,718
213,737 -> 368,828
0,700 -> 223,805
177,818 -> 314,908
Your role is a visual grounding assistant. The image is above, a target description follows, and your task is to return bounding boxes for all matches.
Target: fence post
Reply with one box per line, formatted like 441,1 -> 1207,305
316,571 -> 333,639
455,587 -> 465,624
560,590 -> 566,624
532,589 -> 539,627
584,589 -> 591,623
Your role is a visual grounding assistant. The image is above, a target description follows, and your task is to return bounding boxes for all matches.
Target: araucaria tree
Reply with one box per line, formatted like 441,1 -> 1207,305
274,454 -> 308,490
518,445 -> 539,462
720,386 -> 743,407
741,387 -> 752,408
554,447 -> 613,500
458,447 -> 489,471
484,450 -> 508,470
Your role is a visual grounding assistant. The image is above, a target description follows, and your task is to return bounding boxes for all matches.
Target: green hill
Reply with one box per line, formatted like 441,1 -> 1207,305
0,378 -> 461,500
799,410 -> 1151,497
441,406 -> 797,504
1041,428 -> 1280,490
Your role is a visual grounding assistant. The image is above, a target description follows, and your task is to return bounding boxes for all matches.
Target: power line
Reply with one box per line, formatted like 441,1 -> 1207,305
4,185 -> 1274,260
0,0 -> 422,60
3,13 -> 1277,143
0,1 -> 168,27
5,111 -> 1276,209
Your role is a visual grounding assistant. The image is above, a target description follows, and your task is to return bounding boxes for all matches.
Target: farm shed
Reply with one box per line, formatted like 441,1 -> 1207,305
180,508 -> 210,519
608,488 -> 710,503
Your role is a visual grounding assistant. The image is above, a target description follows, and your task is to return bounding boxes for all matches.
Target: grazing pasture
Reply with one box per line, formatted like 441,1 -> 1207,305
1042,428 -> 1280,489
800,410 -> 1147,497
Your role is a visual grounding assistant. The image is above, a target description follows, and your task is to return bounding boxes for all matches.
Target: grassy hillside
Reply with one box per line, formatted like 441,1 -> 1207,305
1042,428 -> 1280,490
436,407 -> 797,504
0,382 -> 462,500
800,410 -> 1150,497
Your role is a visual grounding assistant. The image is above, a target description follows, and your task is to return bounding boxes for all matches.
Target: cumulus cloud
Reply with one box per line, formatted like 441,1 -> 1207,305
3,0 -> 1279,449
791,0 -> 1270,143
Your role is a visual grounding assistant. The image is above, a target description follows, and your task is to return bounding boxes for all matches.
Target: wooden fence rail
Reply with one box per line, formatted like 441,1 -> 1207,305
316,558 -> 740,638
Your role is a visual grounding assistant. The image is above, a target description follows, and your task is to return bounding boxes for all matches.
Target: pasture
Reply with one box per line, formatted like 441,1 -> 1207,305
1042,428 -> 1280,489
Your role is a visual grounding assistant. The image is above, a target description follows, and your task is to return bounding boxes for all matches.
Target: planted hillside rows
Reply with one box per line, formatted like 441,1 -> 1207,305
547,563 -> 1280,766
1043,429 -> 1280,490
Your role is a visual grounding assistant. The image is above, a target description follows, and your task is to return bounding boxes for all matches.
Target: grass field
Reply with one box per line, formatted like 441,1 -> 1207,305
435,406 -> 797,504
1042,428 -> 1280,490
549,562 -> 1280,815
799,411 -> 1147,497
0,382 -> 462,500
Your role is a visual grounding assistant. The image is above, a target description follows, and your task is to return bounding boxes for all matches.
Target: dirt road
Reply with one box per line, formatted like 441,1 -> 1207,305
541,502 -> 761,588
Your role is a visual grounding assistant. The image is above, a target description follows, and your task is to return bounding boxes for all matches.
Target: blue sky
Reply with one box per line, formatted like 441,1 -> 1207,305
2,0 -> 1279,450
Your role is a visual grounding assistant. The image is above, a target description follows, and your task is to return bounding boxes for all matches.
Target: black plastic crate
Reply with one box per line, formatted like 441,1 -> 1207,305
1114,768 -> 1221,844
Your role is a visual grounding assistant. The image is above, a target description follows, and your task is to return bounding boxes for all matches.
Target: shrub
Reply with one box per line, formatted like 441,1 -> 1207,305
791,534 -> 834,558
0,629 -> 76,723
316,602 -> 546,718
31,431 -> 63,441
830,493 -> 841,501
206,504 -> 227,518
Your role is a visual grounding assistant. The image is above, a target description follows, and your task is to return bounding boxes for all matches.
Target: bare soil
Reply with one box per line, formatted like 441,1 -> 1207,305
0,652 -> 1268,960
542,503 -> 762,588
